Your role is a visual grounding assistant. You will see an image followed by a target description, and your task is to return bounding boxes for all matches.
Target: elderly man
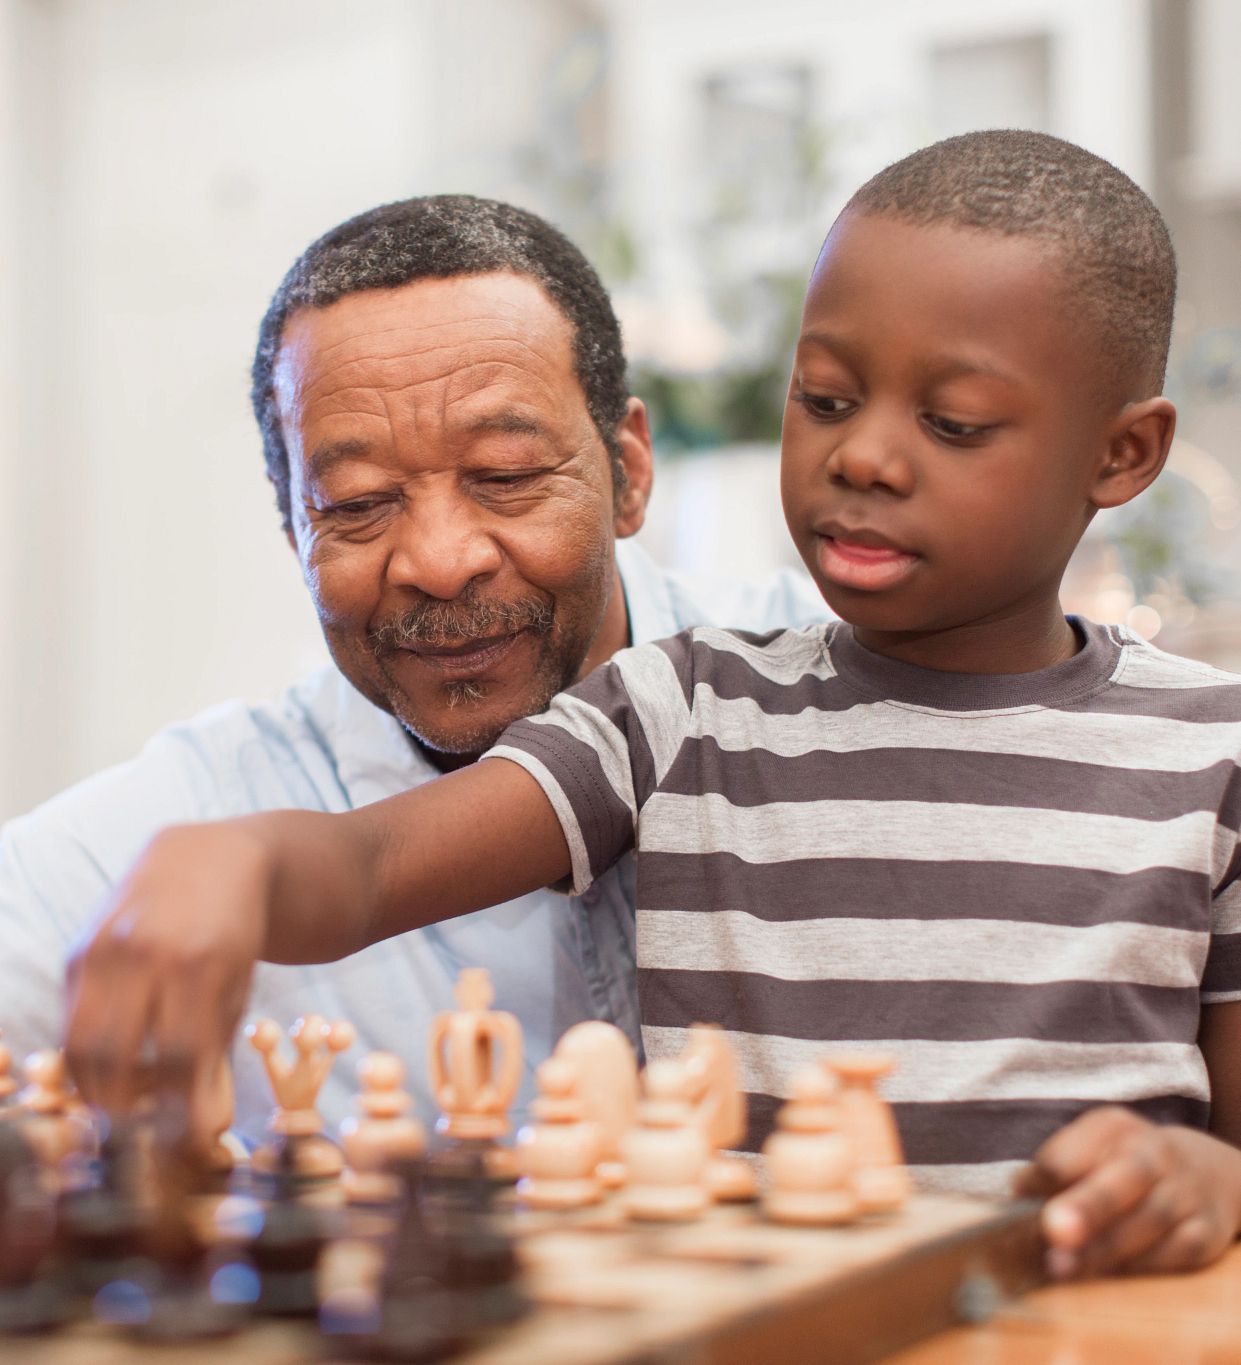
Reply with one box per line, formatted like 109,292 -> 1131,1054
0,196 -> 825,1142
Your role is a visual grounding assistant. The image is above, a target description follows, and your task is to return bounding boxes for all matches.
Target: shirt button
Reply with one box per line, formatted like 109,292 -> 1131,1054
581,887 -> 601,907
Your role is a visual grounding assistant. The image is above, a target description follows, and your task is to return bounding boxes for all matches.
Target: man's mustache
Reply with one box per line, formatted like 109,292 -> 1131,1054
368,590 -> 554,652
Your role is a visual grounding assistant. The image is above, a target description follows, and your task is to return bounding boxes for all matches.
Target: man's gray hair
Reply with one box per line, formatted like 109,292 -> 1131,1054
252,195 -> 630,530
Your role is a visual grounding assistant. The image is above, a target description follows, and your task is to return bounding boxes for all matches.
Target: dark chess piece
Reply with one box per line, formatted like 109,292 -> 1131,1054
354,1156 -> 466,1362
425,1148 -> 528,1334
247,1133 -> 330,1317
58,1117 -> 154,1299
128,1116 -> 250,1342
0,1122 -> 71,1332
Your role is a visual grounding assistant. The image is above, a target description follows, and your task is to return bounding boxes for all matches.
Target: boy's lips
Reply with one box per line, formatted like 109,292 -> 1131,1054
814,526 -> 920,592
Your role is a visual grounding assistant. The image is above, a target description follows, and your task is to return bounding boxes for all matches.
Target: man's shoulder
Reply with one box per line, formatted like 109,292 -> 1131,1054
5,664 -> 421,852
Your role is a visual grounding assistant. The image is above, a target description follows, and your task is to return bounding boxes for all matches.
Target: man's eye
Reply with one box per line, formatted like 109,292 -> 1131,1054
924,414 -> 991,441
480,472 -> 538,488
792,390 -> 853,420
329,498 -> 387,518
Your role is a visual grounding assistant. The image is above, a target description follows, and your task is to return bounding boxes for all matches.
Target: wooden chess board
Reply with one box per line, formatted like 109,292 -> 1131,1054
10,1189 -> 1045,1365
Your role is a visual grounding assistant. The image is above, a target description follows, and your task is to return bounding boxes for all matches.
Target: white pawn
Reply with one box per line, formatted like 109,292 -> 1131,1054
0,1030 -> 16,1104
621,1059 -> 709,1223
551,1021 -> 638,1189
762,1065 -> 860,1227
516,1056 -> 603,1211
340,1052 -> 427,1205
16,1049 -> 94,1174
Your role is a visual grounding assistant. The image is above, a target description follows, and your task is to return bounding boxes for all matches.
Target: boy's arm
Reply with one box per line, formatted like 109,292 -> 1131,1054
64,758 -> 568,1114
1014,999 -> 1241,1279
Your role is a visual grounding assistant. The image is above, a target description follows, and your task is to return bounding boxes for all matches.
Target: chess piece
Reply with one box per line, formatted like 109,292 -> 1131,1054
515,1056 -> 603,1210
340,1052 -> 427,1205
0,1030 -> 17,1105
15,1049 -> 94,1173
129,1117 -> 249,1342
428,968 -> 523,1142
762,1066 -> 860,1226
247,1136 -> 331,1316
621,1059 -> 709,1222
681,1024 -> 756,1201
59,1117 -> 156,1296
552,1021 -> 638,1189
825,1054 -> 911,1213
0,1122 -> 68,1331
247,1015 -> 356,1179
189,1055 -> 237,1181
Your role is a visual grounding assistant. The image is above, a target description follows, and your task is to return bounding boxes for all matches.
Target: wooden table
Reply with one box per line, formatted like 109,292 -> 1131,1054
888,1243 -> 1241,1364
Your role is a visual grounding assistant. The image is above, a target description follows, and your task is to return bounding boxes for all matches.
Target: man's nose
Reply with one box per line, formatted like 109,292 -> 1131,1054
386,493 -> 504,599
825,410 -> 916,496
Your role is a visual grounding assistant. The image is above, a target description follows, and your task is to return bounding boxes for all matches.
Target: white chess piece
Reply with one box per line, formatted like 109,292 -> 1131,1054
516,1056 -> 604,1210
428,969 -> 523,1141
621,1059 -> 709,1222
247,1014 -> 356,1177
340,1052 -> 427,1204
551,1021 -> 638,1188
763,1065 -> 860,1226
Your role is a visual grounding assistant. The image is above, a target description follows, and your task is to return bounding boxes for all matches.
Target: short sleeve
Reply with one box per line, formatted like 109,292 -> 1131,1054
486,632 -> 697,895
1204,832 -> 1241,1004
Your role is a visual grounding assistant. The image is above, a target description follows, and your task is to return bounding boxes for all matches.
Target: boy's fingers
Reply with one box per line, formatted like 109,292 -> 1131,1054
1123,1213 -> 1226,1276
1041,1147 -> 1162,1250
1028,1106 -> 1141,1189
1071,1179 -> 1199,1278
64,949 -> 156,1113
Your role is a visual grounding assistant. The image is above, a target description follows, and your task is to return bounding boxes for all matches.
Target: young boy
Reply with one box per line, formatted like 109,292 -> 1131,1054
67,130 -> 1241,1279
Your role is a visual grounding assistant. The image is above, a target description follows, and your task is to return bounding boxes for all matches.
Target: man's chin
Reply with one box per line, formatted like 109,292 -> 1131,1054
391,686 -> 555,762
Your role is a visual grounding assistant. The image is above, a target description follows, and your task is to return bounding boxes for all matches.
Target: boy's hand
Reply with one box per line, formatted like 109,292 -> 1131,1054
1014,1106 -> 1241,1279
63,822 -> 272,1117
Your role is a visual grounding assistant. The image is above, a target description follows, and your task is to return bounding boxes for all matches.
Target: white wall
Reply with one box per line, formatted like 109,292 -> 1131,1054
604,0 -> 1153,342
0,0 -> 579,820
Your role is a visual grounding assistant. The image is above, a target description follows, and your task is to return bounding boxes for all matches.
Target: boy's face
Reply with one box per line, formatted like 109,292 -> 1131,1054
781,211 -> 1122,667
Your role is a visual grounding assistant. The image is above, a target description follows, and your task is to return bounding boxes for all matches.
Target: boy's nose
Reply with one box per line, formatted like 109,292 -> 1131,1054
825,419 -> 916,496
385,494 -> 504,599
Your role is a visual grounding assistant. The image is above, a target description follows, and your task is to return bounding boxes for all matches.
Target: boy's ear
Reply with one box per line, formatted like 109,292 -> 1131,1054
612,397 -> 655,540
1089,397 -> 1176,510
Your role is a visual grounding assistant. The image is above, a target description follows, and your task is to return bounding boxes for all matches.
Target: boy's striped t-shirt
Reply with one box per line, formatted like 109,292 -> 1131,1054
488,619 -> 1241,1195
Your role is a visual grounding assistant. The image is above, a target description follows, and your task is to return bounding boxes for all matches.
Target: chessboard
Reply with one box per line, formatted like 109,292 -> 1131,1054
0,976 -> 1048,1363
8,1179 -> 1044,1365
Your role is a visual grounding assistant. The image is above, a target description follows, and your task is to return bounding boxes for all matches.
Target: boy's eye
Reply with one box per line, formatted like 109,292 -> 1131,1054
792,390 -> 854,420
923,414 -> 991,442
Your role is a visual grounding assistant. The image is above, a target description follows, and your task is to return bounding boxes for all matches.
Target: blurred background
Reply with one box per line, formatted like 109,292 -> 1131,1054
1,0 -> 1239,821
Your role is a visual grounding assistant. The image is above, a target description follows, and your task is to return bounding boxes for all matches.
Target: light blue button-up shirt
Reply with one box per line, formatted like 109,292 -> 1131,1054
0,541 -> 827,1143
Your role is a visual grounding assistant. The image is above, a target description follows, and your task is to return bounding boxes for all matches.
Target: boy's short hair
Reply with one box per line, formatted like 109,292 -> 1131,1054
843,129 -> 1176,399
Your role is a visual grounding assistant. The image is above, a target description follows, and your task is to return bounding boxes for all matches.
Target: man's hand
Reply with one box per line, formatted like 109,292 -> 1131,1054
64,822 -> 272,1116
1014,1106 -> 1241,1279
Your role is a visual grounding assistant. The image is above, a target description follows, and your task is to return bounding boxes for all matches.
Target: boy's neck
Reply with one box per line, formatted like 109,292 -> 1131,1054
852,600 -> 1080,675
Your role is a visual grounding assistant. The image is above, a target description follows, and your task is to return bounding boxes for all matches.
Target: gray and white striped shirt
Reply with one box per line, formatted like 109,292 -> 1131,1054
490,619 -> 1241,1195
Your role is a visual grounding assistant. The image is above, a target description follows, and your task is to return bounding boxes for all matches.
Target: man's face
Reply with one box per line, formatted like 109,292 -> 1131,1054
781,211 -> 1117,662
275,272 -> 650,757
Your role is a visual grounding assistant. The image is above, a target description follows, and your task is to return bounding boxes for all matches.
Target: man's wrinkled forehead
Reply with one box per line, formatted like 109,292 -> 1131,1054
271,275 -> 584,452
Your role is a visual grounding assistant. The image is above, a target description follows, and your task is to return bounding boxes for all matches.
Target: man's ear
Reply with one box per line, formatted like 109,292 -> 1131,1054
1089,397 -> 1176,510
612,397 -> 655,539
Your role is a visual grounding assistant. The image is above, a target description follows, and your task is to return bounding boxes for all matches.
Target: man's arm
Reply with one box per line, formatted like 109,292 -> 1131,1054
65,757 -> 569,1112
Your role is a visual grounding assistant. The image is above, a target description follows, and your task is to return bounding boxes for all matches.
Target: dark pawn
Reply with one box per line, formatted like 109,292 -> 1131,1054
0,1123 -> 70,1333
246,1133 -> 330,1317
58,1118 -> 154,1300
128,1126 -> 250,1342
